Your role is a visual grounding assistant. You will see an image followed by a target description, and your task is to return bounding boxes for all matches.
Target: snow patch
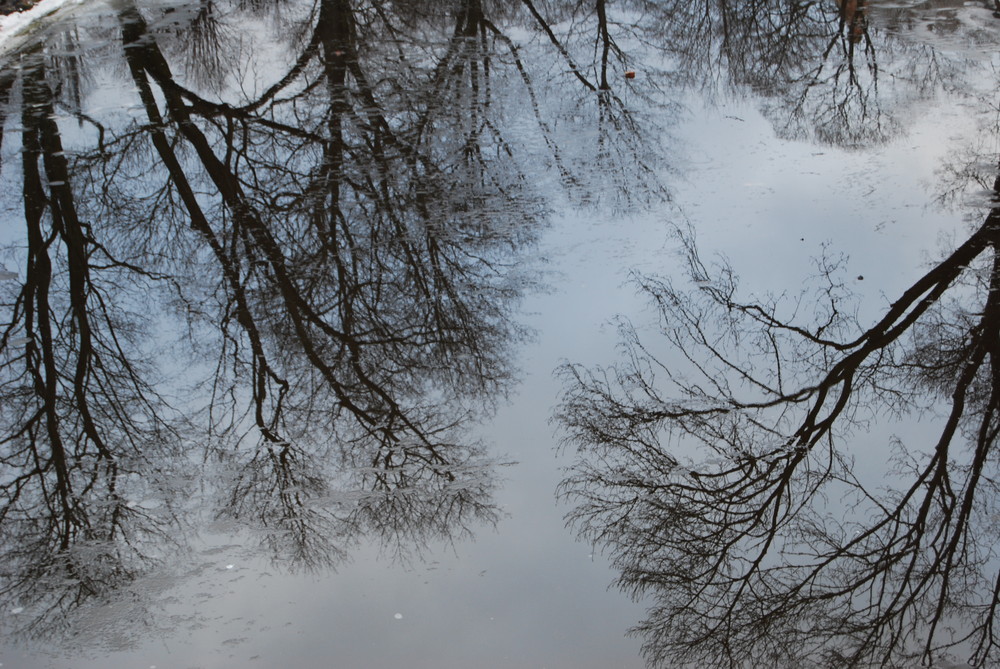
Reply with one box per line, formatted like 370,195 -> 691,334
0,0 -> 89,57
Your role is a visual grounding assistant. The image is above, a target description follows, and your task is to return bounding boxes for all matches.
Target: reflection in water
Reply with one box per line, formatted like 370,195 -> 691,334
553,3 -> 1000,668
0,52 -> 193,639
0,0 -> 591,641
0,0 -> 688,646
114,0 -> 523,573
0,0 -> 992,662
556,112 -> 1000,669
664,0 -> 964,146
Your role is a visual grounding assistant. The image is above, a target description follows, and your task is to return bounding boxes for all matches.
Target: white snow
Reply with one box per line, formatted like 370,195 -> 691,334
0,0 -> 88,57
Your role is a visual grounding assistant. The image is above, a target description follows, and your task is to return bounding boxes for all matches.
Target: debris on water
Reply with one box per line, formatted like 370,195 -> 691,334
225,564 -> 234,569
10,607 -> 23,614
624,70 -> 636,79
393,613 -> 403,620
8,337 -> 31,346
0,268 -> 16,280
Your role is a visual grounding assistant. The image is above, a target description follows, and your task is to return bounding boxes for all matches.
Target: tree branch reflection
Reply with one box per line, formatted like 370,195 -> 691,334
558,163 -> 1000,667
0,0 -> 977,652
110,0 -> 529,571
0,52 -> 190,639
0,0 -> 676,642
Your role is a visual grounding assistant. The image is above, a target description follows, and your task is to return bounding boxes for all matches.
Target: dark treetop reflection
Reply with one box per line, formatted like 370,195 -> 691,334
558,210 -> 1000,667
556,26 -> 1000,669
0,0 -> 561,641
553,3 -> 1000,669
0,0 -> 685,647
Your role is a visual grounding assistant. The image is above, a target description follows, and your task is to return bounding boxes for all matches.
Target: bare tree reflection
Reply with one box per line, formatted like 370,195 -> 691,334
0,52 -> 190,639
109,0 -> 532,571
2,0 -> 967,651
610,0 -> 963,147
0,0 -> 671,637
557,158 -> 1000,666
497,0 -> 672,207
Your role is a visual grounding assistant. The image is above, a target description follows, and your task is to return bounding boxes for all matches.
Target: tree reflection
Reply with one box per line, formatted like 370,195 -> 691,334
557,163 -> 1000,666
0,0 -> 983,653
619,0 -> 962,146
112,0 -> 537,570
0,52 -> 190,638
0,0 -> 667,642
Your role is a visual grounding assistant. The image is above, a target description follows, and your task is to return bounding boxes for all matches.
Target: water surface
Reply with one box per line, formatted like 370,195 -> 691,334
0,1 -> 997,667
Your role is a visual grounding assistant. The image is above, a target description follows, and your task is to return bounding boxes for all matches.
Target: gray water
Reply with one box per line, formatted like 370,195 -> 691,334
0,1 -> 996,667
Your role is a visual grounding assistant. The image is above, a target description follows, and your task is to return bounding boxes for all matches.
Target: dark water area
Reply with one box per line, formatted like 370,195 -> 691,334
0,1 -> 998,667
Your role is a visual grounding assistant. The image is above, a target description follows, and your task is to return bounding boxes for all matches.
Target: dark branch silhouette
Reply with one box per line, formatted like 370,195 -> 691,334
558,157 -> 1000,666
0,0 -> 665,635
0,52 -> 189,640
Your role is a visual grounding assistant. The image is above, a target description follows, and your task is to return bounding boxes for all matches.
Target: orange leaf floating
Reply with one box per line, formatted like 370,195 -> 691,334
624,70 -> 636,79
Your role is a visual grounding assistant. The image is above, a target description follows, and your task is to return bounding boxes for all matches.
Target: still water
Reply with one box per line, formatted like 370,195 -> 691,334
0,1 -> 997,667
